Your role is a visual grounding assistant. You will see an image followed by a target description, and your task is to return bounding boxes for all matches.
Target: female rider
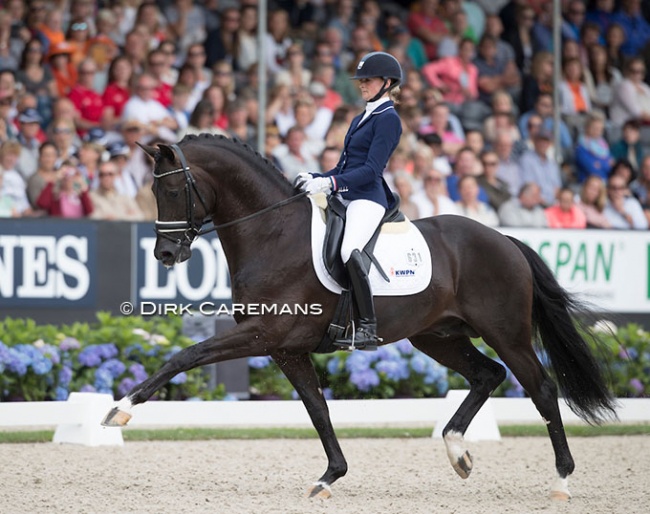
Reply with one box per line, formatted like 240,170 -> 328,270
298,52 -> 403,350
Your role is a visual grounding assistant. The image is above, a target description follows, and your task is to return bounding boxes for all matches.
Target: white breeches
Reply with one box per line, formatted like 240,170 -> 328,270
340,199 -> 386,263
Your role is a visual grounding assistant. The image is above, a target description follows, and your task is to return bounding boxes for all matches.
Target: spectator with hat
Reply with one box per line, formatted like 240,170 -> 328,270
15,107 -> 43,180
47,41 -> 77,96
90,159 -> 144,221
106,141 -> 138,199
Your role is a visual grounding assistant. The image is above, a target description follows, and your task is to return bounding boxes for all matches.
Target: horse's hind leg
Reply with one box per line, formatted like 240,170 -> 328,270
486,338 -> 575,500
272,351 -> 347,499
410,334 -> 506,479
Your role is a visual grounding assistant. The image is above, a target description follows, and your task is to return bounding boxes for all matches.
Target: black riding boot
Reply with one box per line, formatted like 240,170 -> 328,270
334,250 -> 381,351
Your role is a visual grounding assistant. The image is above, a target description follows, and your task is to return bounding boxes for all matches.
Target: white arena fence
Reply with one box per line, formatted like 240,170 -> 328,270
0,392 -> 647,446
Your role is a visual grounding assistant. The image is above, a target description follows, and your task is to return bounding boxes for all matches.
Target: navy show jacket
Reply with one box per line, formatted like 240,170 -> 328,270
314,100 -> 401,209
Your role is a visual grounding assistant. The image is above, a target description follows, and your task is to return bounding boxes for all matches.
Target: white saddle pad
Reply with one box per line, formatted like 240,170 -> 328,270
309,195 -> 432,296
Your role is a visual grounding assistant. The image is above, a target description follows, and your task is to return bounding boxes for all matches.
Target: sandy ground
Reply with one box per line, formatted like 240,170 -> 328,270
0,436 -> 647,514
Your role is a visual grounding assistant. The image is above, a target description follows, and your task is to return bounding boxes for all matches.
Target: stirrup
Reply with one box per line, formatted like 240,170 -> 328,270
334,321 -> 382,351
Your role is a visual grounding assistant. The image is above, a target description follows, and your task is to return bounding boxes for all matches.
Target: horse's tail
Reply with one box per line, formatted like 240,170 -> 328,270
507,236 -> 618,425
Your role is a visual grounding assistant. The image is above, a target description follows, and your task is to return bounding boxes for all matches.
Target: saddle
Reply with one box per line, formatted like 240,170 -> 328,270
322,192 -> 405,287
313,192 -> 405,354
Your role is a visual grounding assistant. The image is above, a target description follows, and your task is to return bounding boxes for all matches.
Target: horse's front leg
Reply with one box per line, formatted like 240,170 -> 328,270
101,319 -> 265,427
272,351 -> 347,499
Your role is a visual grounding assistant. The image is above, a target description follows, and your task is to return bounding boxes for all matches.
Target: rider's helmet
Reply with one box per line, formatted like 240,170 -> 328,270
351,51 -> 403,88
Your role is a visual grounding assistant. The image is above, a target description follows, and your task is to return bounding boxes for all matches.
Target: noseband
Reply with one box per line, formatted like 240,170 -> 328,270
153,143 -> 307,246
153,143 -> 210,245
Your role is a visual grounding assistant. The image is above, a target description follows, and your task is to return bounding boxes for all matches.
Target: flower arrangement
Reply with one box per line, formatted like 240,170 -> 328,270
250,325 -> 648,400
0,313 -> 224,402
1,315 -> 646,402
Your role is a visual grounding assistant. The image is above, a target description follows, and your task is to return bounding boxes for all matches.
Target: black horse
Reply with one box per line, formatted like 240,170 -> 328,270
102,134 -> 616,500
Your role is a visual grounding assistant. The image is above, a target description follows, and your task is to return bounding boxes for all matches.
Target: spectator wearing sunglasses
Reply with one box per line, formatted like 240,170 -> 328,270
90,160 -> 144,221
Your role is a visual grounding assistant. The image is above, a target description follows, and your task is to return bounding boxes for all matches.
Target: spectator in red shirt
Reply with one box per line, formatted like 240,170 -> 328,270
101,56 -> 133,131
68,58 -> 104,136
146,49 -> 172,108
36,160 -> 93,218
407,0 -> 449,60
545,187 -> 587,228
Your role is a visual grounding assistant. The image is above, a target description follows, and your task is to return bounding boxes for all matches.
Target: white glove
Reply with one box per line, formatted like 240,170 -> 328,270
303,177 -> 334,195
293,172 -> 312,190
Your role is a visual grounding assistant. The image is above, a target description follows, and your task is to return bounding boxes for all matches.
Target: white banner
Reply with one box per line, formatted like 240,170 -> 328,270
500,229 -> 650,313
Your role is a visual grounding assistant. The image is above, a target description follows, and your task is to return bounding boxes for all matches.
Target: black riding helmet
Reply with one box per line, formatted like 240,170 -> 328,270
351,51 -> 403,102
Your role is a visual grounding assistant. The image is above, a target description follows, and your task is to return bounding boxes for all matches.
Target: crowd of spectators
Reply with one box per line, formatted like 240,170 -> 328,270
0,0 -> 649,231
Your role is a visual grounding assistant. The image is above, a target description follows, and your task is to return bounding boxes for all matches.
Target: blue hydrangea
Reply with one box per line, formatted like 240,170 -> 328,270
80,384 -> 97,393
394,339 -> 414,355
409,352 -> 429,375
124,343 -> 144,359
59,337 -> 81,351
31,356 -> 53,375
376,358 -> 410,382
7,348 -> 30,376
78,345 -> 103,367
129,363 -> 148,382
248,356 -> 272,369
58,366 -> 73,386
376,344 -> 402,361
326,356 -> 340,375
345,351 -> 373,374
321,387 -> 333,400
170,372 -> 187,384
349,368 -> 380,392
94,368 -> 114,391
99,359 -> 126,379
39,344 -> 61,365
55,386 -> 69,401
97,343 -> 118,360
118,377 -> 136,398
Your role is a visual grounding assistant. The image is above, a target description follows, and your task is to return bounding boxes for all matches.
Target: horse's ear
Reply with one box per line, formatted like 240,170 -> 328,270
157,144 -> 176,163
136,142 -> 158,160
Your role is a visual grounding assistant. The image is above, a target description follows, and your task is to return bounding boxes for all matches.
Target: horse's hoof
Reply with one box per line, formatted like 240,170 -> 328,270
550,476 -> 571,501
306,482 -> 332,499
101,407 -> 132,427
452,451 -> 473,479
550,490 -> 571,502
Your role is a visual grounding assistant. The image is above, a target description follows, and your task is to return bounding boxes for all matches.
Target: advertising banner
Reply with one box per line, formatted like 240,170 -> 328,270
0,220 -> 97,307
501,229 -> 650,313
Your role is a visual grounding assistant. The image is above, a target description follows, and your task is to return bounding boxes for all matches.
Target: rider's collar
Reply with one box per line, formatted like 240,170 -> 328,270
364,96 -> 391,116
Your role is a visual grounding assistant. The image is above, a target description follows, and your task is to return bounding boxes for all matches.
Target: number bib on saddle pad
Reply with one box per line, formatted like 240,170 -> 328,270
309,195 -> 432,296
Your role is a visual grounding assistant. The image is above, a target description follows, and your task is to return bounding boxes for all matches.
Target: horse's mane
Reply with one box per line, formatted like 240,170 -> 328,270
178,133 -> 295,195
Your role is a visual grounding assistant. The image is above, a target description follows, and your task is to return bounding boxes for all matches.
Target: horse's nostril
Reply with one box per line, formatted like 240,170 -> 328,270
161,250 -> 174,262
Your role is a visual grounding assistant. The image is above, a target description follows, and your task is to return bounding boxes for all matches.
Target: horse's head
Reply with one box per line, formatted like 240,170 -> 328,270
139,142 -> 212,267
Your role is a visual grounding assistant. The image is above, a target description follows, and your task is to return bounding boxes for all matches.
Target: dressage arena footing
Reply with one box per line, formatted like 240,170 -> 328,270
1,393 -> 648,446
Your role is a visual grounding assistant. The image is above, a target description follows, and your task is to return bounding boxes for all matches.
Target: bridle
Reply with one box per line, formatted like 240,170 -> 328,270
153,143 -> 307,245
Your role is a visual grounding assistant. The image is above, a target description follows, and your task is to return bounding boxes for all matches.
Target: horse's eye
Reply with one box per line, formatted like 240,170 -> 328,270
168,190 -> 180,199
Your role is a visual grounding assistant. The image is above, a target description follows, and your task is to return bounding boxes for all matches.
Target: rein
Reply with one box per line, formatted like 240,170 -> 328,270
153,143 -> 307,245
